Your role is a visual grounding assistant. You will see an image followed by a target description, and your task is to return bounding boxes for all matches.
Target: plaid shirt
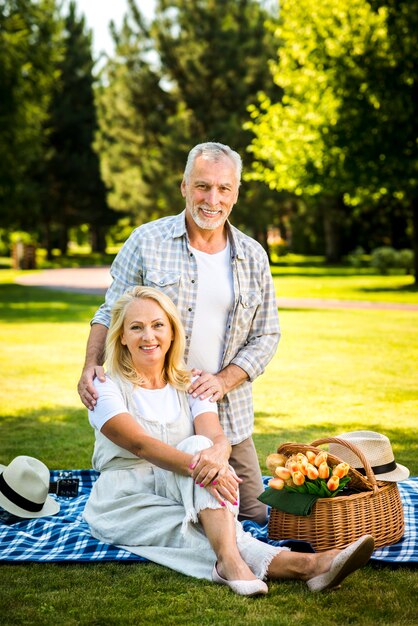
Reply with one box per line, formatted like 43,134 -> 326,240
92,211 -> 280,444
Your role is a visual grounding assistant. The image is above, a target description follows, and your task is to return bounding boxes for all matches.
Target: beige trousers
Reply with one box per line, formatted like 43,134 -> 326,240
229,437 -> 267,526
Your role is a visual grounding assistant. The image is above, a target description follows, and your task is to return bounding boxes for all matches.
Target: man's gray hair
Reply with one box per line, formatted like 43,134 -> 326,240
184,142 -> 242,185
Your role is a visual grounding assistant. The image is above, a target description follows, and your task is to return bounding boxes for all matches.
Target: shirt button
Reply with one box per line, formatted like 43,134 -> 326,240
188,307 -> 192,312
160,280 -> 164,285
191,279 -> 195,283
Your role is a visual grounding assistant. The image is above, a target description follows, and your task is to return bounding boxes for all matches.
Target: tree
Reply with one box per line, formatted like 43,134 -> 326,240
44,1 -> 117,256
345,0 -> 418,281
247,0 -> 399,262
96,0 -> 282,249
0,0 -> 62,231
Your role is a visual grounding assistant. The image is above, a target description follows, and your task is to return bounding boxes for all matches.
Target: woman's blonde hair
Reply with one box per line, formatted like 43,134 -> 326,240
105,286 -> 191,390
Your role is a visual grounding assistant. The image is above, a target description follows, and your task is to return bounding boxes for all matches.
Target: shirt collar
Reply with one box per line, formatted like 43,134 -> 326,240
173,209 -> 245,260
172,210 -> 188,239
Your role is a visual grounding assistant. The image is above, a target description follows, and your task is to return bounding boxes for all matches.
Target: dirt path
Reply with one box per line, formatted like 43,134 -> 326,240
15,267 -> 418,311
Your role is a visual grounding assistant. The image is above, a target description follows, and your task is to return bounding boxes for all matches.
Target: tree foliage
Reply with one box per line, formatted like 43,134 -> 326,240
0,0 -> 62,228
0,0 -> 116,254
247,0 -> 418,273
45,1 -> 117,255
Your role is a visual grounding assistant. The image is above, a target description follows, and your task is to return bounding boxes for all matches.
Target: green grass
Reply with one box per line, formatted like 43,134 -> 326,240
271,265 -> 418,303
0,268 -> 417,625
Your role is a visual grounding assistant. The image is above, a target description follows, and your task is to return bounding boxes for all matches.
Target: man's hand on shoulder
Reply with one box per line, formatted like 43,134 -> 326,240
188,370 -> 226,402
77,365 -> 106,410
189,365 -> 249,402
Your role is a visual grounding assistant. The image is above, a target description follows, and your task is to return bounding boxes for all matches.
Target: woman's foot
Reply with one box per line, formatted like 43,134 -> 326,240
307,535 -> 375,592
212,563 -> 268,596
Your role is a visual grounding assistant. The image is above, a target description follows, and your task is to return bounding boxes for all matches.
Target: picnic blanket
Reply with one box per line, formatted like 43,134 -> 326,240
0,471 -> 417,564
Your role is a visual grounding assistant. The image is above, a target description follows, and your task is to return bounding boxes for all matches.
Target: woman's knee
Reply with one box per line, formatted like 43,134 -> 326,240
177,435 -> 213,454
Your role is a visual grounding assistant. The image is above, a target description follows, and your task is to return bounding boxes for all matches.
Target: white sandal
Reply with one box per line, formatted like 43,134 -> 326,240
212,563 -> 268,596
307,535 -> 375,592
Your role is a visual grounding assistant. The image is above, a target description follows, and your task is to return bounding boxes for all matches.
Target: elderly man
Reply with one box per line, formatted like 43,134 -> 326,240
78,142 -> 280,524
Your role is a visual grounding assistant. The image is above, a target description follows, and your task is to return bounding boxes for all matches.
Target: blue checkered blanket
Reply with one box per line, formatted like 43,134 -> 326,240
0,471 -> 417,564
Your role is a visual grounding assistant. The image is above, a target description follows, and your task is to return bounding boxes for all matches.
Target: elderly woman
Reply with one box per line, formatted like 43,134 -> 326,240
83,286 -> 374,596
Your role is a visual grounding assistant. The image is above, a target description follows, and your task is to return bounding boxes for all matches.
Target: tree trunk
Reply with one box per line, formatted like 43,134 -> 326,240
60,225 -> 69,255
322,196 -> 345,263
90,223 -> 106,253
412,197 -> 418,285
44,221 -> 54,261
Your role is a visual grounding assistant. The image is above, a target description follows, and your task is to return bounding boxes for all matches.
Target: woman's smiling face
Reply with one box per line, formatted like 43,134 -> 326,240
121,298 -> 173,372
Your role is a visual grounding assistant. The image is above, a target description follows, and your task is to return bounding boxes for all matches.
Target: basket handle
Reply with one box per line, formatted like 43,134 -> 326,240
310,437 -> 379,490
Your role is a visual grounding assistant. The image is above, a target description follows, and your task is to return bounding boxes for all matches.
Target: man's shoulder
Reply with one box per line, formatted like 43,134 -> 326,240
130,213 -> 185,241
229,224 -> 268,261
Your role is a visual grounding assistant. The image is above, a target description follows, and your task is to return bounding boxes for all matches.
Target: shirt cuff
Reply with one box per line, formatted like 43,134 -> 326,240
91,312 -> 111,327
230,354 -> 262,383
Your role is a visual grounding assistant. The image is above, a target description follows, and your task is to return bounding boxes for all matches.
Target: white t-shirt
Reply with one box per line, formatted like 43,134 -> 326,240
187,241 -> 234,373
88,375 -> 218,432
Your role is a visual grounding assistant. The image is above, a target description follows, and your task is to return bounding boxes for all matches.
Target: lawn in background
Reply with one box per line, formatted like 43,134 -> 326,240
0,267 -> 417,625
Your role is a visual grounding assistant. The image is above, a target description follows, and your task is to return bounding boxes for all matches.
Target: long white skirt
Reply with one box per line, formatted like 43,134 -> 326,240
83,435 -> 285,580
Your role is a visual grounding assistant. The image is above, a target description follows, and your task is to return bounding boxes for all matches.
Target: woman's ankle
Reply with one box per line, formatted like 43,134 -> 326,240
217,555 -> 256,581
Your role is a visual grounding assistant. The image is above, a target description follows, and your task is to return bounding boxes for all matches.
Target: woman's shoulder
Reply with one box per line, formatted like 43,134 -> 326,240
93,373 -> 127,395
93,373 -> 114,388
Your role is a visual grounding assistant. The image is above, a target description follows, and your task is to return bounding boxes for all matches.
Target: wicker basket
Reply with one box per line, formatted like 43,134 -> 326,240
268,437 -> 404,551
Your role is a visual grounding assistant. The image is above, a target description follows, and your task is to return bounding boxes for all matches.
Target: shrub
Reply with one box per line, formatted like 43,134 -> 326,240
347,246 -> 366,268
370,246 -> 398,274
397,249 -> 414,274
370,246 -> 415,275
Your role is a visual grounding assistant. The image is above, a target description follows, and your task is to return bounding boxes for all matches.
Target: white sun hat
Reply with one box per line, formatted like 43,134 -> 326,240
329,431 -> 410,482
0,455 -> 60,518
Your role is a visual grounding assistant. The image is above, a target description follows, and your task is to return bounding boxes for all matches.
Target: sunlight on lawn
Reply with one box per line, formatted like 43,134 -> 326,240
272,269 -> 418,303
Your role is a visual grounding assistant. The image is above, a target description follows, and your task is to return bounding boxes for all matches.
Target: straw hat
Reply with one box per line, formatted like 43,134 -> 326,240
0,456 -> 60,518
329,431 -> 409,482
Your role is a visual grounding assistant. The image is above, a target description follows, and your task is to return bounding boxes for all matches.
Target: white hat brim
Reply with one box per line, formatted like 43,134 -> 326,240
0,491 -> 60,518
0,459 -> 61,518
372,462 -> 410,483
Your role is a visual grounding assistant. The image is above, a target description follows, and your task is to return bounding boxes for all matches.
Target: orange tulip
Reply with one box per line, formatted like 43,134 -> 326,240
275,467 -> 292,481
332,462 -> 350,478
327,476 -> 340,491
287,460 -> 299,474
314,451 -> 328,467
269,477 -> 285,490
297,461 -> 309,476
306,464 -> 319,480
318,462 -> 330,479
292,471 -> 305,486
296,453 -> 308,464
306,450 -> 317,464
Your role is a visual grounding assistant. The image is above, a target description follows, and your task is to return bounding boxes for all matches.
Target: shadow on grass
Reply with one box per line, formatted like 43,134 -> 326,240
359,284 -> 418,294
1,406 -> 94,468
0,284 -> 102,323
271,267 -> 369,277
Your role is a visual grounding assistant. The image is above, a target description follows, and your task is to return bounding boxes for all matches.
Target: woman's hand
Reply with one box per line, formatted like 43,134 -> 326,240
190,443 -> 231,486
205,466 -> 241,507
188,447 -> 241,506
